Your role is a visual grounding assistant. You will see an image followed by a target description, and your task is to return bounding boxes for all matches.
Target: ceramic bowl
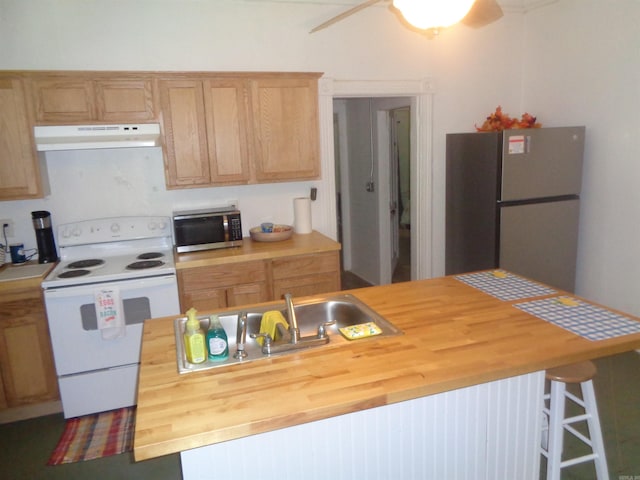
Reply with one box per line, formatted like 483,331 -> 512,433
249,224 -> 293,242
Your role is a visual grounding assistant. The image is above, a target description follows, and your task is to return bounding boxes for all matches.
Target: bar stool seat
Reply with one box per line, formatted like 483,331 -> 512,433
541,360 -> 609,480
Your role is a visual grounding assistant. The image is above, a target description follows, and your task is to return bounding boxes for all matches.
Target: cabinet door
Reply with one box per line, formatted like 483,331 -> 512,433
226,282 -> 269,307
159,80 -> 211,187
178,261 -> 269,311
31,77 -> 95,123
181,286 -> 228,312
250,77 -> 320,182
95,78 -> 157,122
0,370 -> 7,409
0,292 -> 59,407
203,79 -> 251,185
271,252 -> 340,299
0,77 -> 44,200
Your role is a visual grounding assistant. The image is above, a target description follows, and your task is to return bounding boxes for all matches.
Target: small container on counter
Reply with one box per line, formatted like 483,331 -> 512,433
183,307 -> 206,364
206,314 -> 229,361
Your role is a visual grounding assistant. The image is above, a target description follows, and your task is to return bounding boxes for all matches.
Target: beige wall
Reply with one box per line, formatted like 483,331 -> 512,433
1,0 -> 638,315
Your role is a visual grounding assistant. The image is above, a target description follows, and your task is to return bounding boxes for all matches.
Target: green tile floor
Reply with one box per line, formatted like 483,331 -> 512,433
1,353 -> 638,479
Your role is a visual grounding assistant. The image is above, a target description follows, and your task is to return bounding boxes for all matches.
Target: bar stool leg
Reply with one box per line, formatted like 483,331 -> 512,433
582,380 -> 609,480
546,380 -> 566,480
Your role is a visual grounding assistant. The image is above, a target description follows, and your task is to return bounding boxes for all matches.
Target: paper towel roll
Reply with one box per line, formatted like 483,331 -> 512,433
293,197 -> 312,234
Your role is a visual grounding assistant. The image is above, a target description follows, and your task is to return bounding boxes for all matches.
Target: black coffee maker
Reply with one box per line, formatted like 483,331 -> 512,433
31,211 -> 58,264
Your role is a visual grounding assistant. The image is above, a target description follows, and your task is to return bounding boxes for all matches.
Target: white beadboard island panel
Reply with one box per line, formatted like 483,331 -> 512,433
181,371 -> 544,480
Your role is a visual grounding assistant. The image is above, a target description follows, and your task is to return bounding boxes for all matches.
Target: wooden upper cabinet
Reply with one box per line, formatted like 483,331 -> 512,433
0,76 -> 45,200
161,77 -> 251,188
30,74 -> 158,124
250,76 -> 320,182
95,78 -> 156,121
160,73 -> 321,189
203,78 -> 251,185
159,79 -> 211,187
31,77 -> 95,123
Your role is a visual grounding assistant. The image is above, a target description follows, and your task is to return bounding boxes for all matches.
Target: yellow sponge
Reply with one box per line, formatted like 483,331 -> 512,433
339,322 -> 382,340
258,311 -> 289,345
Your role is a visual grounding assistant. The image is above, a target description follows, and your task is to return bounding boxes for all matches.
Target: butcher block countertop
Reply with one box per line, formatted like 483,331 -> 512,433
174,231 -> 340,269
133,273 -> 640,461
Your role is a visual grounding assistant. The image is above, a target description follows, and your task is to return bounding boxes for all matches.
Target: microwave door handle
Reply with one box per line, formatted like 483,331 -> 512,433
223,215 -> 229,242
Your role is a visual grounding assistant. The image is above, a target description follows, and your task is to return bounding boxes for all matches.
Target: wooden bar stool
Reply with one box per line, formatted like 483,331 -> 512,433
541,361 -> 609,480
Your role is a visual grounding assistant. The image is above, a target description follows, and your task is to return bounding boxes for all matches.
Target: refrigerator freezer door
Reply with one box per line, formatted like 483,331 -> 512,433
501,127 -> 585,201
445,132 -> 500,275
499,199 -> 580,292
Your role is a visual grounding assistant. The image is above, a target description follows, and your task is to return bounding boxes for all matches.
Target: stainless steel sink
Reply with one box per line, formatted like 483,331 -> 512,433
174,294 -> 402,374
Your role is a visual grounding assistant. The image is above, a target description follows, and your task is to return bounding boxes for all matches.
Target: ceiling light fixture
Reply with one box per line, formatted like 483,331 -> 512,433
392,0 -> 477,30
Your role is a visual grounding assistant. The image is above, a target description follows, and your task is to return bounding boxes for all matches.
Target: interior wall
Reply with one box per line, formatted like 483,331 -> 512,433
520,0 -> 640,315
0,0 -> 524,255
1,0 -> 637,316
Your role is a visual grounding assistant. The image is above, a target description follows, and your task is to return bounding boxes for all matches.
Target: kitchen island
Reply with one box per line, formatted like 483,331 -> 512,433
134,272 -> 640,479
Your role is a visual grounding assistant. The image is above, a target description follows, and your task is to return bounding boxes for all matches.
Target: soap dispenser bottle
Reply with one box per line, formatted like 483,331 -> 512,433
183,307 -> 206,364
206,314 -> 229,361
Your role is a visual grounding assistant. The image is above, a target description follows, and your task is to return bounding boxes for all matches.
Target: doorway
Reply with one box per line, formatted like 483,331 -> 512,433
334,97 -> 412,288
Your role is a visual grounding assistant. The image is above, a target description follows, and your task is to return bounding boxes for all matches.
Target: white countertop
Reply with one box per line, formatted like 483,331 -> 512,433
0,262 -> 53,283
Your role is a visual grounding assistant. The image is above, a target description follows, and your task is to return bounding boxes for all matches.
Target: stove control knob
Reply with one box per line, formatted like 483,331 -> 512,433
110,223 -> 120,234
148,221 -> 158,231
71,227 -> 82,237
158,220 -> 168,231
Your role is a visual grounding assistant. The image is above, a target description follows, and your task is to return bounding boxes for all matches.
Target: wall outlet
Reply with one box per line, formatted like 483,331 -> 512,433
0,219 -> 14,238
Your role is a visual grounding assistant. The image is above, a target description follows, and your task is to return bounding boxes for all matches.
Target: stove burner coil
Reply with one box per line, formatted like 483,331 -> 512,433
58,269 -> 91,279
126,260 -> 165,270
137,252 -> 165,260
67,259 -> 105,269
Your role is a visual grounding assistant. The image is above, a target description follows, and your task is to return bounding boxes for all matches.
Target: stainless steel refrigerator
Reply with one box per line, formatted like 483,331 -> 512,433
445,126 -> 585,292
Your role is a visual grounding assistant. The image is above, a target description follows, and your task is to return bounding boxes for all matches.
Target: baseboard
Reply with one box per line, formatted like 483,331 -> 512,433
0,400 -> 62,424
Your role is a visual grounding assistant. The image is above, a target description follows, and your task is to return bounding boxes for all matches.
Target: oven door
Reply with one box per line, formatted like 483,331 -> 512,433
44,274 -> 180,376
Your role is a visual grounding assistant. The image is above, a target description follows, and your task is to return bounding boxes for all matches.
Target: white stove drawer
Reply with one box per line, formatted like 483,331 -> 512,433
58,364 -> 139,418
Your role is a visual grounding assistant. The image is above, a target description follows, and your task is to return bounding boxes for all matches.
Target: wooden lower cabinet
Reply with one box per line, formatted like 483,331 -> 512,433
0,285 -> 59,409
271,252 -> 340,299
177,251 -> 341,312
178,261 -> 269,311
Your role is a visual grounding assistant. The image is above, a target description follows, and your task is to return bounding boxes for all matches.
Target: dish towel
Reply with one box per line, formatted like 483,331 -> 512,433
94,287 -> 126,340
258,311 -> 289,345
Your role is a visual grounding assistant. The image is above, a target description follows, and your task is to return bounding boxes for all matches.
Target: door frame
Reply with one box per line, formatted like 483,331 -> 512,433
317,78 -> 435,281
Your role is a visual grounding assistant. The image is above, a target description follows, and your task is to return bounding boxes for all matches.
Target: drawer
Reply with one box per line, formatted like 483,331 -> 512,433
271,252 -> 339,280
179,261 -> 267,291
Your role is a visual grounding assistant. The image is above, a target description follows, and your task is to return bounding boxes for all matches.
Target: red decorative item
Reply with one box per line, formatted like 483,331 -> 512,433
476,106 -> 542,132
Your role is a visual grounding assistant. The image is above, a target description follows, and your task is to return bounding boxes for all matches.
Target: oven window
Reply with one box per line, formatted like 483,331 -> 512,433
80,297 -> 152,331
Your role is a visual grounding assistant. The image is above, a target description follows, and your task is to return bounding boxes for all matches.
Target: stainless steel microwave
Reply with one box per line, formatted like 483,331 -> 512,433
172,207 -> 243,253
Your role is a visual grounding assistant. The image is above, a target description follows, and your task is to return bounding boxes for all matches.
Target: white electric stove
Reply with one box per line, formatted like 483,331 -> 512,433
42,216 -> 181,418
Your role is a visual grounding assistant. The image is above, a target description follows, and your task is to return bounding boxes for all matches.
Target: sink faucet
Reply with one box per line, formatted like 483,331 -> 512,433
284,293 -> 300,344
233,311 -> 248,359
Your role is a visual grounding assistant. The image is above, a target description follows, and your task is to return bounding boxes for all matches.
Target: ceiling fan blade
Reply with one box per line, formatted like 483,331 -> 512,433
310,0 -> 384,33
461,0 -> 504,28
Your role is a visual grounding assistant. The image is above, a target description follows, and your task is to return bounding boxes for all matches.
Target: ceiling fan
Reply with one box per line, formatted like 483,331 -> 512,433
310,0 -> 504,34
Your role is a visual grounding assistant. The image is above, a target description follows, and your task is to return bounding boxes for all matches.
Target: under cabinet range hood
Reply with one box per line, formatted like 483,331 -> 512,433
34,124 -> 161,151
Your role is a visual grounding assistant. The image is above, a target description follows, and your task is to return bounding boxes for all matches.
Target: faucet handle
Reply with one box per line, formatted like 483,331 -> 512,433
250,332 -> 273,344
250,332 -> 273,355
317,320 -> 336,339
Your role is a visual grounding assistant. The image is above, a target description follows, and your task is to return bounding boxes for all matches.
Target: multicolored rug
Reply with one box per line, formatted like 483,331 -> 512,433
47,407 -> 135,465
